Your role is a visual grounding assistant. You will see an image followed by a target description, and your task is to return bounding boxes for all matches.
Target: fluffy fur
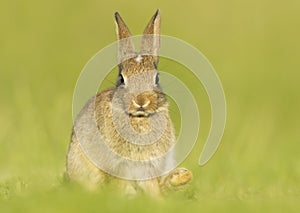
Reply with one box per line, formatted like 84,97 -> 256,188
66,10 -> 192,196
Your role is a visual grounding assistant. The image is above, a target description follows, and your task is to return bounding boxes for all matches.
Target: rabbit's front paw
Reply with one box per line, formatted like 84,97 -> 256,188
160,167 -> 193,194
167,168 -> 193,187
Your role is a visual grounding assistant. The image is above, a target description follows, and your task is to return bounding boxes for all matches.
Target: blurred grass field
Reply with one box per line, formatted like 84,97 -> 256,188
0,0 -> 300,212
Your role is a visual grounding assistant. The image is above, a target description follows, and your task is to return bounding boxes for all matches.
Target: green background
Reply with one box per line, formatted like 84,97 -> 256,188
0,0 -> 299,212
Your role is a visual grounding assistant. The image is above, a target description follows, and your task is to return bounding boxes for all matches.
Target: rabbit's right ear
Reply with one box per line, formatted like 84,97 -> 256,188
115,12 -> 136,64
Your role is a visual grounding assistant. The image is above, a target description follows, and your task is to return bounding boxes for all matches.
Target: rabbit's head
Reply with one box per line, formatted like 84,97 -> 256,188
113,10 -> 167,118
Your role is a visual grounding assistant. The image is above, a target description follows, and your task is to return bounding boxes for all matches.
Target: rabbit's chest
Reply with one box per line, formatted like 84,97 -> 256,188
130,117 -> 151,133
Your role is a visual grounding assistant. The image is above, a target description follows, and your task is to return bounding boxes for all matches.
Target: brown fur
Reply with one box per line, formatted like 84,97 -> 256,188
66,10 -> 192,196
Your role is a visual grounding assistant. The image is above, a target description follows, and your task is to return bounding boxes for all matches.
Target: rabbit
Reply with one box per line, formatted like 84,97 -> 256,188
66,9 -> 193,197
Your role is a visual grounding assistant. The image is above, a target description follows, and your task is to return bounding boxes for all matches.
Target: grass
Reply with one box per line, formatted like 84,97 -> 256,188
1,0 -> 300,212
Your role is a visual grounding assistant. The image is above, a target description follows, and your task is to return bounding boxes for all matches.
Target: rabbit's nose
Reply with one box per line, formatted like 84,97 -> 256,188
132,100 -> 141,108
142,100 -> 150,108
132,99 -> 150,109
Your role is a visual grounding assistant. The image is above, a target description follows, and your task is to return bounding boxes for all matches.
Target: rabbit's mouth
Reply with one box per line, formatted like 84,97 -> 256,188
127,106 -> 159,117
128,110 -> 152,118
125,92 -> 161,117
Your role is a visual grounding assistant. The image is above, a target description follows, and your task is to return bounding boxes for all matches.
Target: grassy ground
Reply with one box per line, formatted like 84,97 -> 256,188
1,0 -> 300,212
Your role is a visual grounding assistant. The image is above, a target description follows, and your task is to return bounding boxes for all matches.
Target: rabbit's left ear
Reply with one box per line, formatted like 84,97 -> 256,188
140,9 -> 161,65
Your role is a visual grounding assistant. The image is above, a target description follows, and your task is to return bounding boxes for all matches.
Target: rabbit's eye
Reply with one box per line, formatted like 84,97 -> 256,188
117,74 -> 125,86
120,75 -> 125,84
155,73 -> 159,84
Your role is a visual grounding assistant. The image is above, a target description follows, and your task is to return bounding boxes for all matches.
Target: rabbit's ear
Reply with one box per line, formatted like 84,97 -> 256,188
140,9 -> 161,65
115,12 -> 136,64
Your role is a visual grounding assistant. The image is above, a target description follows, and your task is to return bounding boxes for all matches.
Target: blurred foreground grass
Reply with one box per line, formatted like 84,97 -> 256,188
0,0 -> 300,212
